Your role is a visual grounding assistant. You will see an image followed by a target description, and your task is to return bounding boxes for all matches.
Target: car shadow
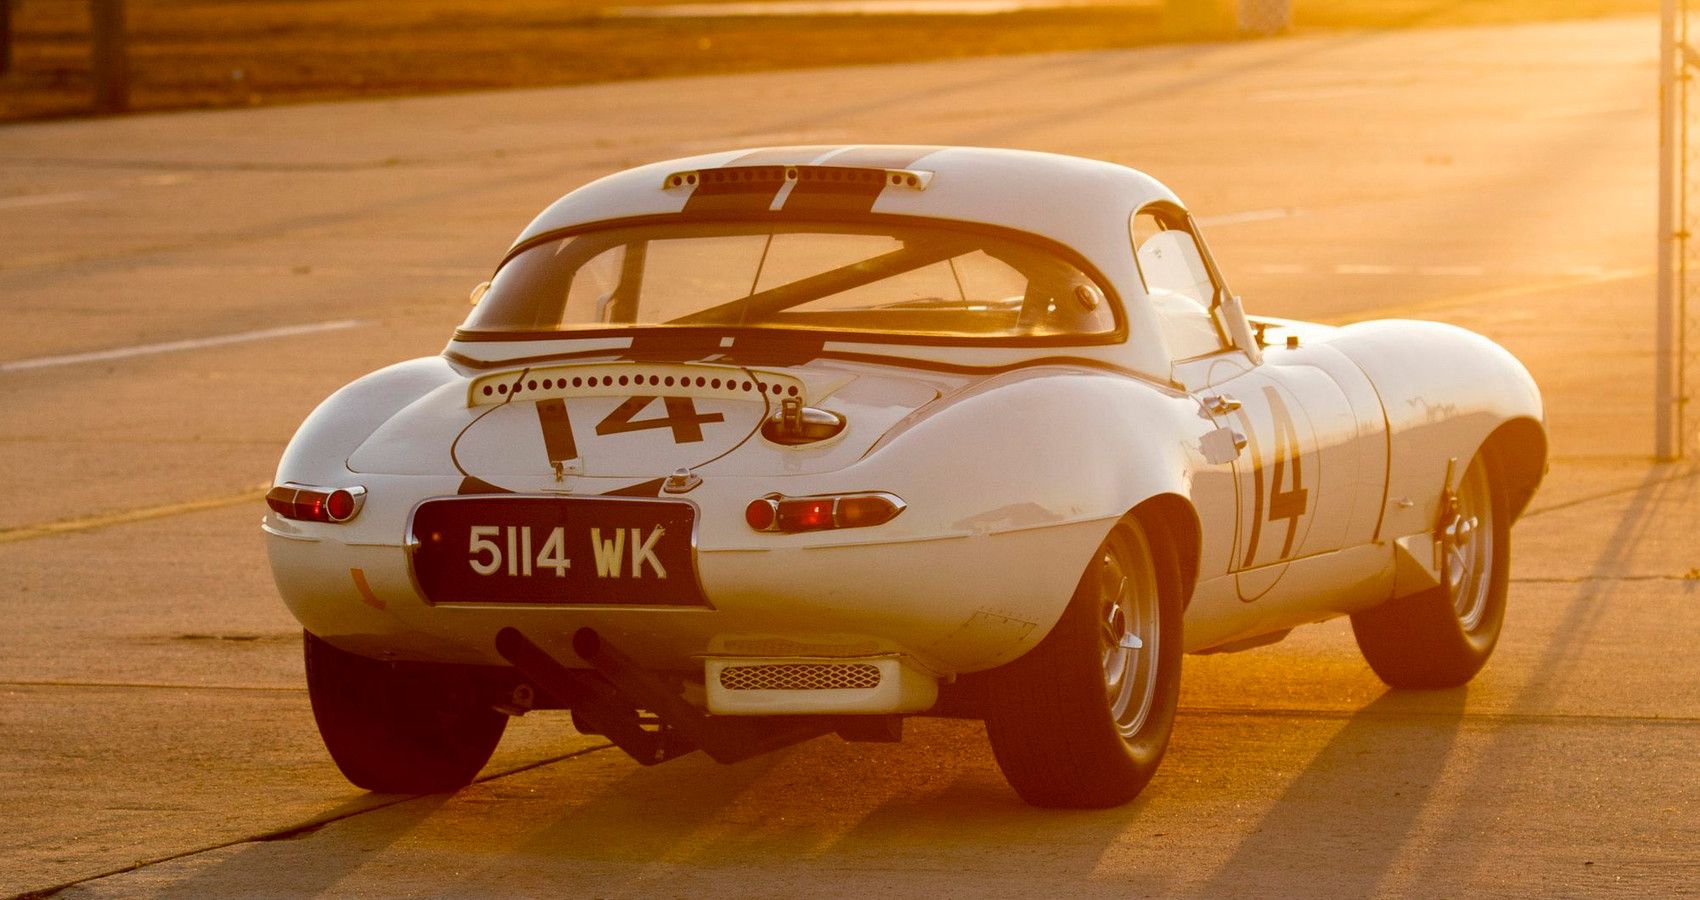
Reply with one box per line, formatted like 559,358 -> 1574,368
59,719 -> 1148,895
1193,688 -> 1469,897
144,793 -> 449,899
1396,462 -> 1691,894
507,748 -> 789,862
474,718 -> 1174,896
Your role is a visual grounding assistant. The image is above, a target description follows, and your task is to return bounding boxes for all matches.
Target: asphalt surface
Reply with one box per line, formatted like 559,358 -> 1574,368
2,14 -> 1697,898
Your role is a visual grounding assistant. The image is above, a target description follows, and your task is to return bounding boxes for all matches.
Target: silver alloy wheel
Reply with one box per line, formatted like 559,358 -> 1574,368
1098,528 -> 1161,738
1444,458 -> 1496,632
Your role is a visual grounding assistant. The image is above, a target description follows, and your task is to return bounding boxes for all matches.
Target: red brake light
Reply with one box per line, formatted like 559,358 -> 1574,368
744,497 -> 777,530
746,492 -> 905,533
267,484 -> 365,523
778,498 -> 835,532
325,489 -> 357,522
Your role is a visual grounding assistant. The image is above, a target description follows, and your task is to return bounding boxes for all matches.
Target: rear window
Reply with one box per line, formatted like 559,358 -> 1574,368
462,220 -> 1118,341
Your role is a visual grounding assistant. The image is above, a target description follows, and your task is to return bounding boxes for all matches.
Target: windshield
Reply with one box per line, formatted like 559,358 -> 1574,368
461,220 -> 1118,342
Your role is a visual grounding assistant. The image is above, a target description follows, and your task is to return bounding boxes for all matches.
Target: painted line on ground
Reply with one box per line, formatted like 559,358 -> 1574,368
0,485 -> 270,544
1248,85 -> 1379,103
1320,265 -> 1652,324
1,679 -> 304,693
1512,573 -> 1700,583
1521,464 -> 1700,519
1195,207 -> 1298,227
0,190 -> 107,211
607,0 -> 1119,17
0,319 -> 368,373
1177,704 -> 1700,727
1257,263 -> 1608,277
1522,103 -> 1645,122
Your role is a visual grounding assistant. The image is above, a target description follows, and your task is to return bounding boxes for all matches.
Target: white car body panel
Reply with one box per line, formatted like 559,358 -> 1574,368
266,146 -> 1546,716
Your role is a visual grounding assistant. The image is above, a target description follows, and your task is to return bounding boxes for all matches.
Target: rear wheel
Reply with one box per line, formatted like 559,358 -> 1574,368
1351,451 -> 1510,688
982,519 -> 1183,808
304,631 -> 507,793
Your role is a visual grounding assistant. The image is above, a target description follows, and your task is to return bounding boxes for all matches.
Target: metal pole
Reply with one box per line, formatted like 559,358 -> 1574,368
1657,0 -> 1679,460
89,0 -> 129,114
1,0 -> 14,77
1683,2 -> 1694,458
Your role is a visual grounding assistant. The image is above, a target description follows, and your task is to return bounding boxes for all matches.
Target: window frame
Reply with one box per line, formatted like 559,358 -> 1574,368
1129,201 -> 1246,361
456,212 -> 1130,349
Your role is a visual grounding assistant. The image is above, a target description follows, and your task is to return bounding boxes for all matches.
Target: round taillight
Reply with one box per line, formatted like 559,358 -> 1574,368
745,498 -> 777,531
325,489 -> 358,522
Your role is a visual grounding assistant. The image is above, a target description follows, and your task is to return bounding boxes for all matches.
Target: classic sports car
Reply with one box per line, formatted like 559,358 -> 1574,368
266,146 -> 1545,808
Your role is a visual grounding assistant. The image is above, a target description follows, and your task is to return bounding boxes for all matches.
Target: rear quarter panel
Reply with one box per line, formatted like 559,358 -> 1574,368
1329,320 -> 1545,543
832,366 -> 1215,660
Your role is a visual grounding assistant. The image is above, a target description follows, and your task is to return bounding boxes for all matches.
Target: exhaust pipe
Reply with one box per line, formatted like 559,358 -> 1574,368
495,627 -> 690,765
571,627 -> 834,765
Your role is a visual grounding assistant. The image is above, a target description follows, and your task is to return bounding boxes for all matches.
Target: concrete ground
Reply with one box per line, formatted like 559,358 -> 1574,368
2,13 -> 1696,898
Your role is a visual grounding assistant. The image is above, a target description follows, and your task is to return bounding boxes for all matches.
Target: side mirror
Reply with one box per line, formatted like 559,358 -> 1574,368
469,281 -> 491,306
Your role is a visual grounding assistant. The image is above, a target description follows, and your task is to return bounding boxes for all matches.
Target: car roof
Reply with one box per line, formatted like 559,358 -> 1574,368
510,145 -> 1184,274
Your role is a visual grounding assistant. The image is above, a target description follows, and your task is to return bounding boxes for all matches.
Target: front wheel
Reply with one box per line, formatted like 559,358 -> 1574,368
1351,450 -> 1510,688
304,631 -> 508,793
982,518 -> 1183,808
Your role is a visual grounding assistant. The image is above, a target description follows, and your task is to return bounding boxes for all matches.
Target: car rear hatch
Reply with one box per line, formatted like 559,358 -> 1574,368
346,358 -> 962,481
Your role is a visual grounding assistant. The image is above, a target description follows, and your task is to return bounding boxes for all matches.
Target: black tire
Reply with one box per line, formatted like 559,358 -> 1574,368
304,631 -> 507,793
1351,450 -> 1510,689
982,518 -> 1183,809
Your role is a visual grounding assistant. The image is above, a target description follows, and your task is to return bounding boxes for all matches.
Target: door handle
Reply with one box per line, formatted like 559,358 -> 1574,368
1205,394 -> 1242,415
1200,427 -> 1246,464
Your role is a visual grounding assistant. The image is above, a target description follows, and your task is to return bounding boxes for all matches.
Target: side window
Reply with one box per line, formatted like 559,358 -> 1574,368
1132,210 -> 1228,360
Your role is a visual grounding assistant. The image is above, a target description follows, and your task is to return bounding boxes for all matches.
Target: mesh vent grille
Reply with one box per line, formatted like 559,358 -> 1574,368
718,662 -> 882,692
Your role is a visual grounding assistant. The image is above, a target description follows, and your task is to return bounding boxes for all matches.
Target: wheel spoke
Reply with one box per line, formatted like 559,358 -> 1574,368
1112,655 -> 1138,713
1447,460 -> 1495,631
1447,546 -> 1468,613
1090,528 -> 1163,739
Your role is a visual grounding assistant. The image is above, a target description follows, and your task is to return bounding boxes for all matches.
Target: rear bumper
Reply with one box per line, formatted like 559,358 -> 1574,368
265,509 -> 1106,689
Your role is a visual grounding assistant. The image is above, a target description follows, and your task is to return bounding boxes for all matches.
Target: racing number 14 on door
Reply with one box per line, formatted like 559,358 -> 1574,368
1235,385 -> 1310,567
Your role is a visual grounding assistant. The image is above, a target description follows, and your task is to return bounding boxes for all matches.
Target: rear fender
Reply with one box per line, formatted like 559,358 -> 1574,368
274,356 -> 459,486
844,367 -> 1208,646
1332,320 -> 1546,541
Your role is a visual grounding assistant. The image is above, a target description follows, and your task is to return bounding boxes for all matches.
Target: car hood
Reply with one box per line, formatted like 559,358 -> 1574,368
346,357 -> 969,484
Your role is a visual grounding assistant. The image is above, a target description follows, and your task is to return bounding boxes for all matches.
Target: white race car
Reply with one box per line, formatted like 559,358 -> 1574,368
266,146 -> 1545,807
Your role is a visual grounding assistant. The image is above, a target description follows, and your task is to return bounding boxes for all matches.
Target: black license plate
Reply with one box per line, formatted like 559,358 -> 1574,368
409,496 -> 706,606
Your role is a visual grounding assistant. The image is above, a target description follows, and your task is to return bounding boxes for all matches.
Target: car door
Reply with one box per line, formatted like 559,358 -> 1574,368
1193,356 -> 1368,602
1134,205 -> 1382,604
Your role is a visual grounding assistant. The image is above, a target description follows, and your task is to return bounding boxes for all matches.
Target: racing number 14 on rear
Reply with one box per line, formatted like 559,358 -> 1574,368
466,525 -> 668,579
